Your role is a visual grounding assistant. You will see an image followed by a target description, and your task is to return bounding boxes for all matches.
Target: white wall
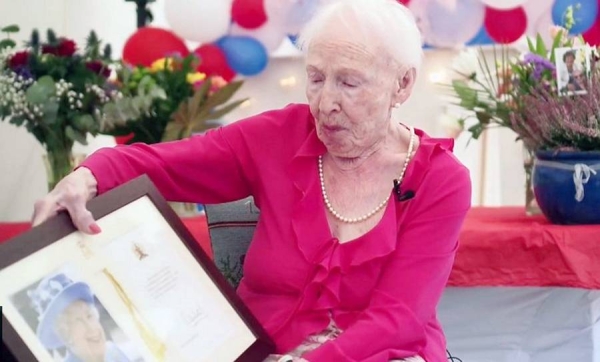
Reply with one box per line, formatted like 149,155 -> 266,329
0,0 -> 526,221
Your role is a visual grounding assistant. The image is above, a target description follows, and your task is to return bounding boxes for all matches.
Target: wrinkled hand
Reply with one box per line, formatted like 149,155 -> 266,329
265,355 -> 309,362
32,167 -> 100,234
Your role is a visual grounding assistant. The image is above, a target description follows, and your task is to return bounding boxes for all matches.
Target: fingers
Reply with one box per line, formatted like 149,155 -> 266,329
31,167 -> 100,234
32,197 -> 61,227
61,194 -> 101,235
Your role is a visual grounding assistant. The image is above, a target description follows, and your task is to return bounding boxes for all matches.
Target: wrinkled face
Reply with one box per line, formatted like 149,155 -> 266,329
305,23 -> 408,158
55,300 -> 106,362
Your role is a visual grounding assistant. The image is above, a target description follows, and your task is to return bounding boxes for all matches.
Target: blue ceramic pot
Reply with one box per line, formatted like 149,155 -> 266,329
533,150 -> 600,224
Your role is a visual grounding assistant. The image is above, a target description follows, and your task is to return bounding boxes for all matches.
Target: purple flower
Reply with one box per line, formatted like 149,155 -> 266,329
14,67 -> 33,80
523,53 -> 556,80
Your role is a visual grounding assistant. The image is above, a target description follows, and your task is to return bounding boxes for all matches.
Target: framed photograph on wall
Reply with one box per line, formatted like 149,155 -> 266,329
0,175 -> 274,362
554,46 -> 592,96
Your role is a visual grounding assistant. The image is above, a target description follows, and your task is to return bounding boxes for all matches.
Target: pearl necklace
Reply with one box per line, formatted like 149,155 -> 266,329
319,126 -> 416,224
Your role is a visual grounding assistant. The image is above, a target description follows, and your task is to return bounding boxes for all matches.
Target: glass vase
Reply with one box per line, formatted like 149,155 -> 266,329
523,146 -> 542,216
43,149 -> 86,192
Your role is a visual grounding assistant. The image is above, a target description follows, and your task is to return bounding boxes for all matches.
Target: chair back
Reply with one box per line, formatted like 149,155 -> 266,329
204,197 -> 259,288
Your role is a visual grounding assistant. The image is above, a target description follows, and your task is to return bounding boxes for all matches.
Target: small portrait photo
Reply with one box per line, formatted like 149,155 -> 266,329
9,265 -> 146,362
554,46 -> 592,96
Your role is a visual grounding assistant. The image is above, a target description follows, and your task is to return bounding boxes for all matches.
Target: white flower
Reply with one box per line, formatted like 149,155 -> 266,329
452,48 -> 480,78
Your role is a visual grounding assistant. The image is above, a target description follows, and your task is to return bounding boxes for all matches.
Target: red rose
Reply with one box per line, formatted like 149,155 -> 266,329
41,38 -> 76,57
86,60 -> 111,78
41,44 -> 58,55
57,39 -> 76,57
8,51 -> 29,69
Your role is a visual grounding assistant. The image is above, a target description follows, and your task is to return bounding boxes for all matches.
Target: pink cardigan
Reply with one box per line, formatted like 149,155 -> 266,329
81,104 -> 471,362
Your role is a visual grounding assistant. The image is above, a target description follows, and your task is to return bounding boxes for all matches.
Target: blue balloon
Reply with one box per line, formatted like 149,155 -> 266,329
216,36 -> 268,76
467,26 -> 495,46
422,43 -> 434,49
288,34 -> 298,45
552,0 -> 598,34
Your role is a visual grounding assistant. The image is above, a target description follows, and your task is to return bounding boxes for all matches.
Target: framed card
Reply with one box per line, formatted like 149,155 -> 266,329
554,45 -> 592,96
0,175 -> 274,362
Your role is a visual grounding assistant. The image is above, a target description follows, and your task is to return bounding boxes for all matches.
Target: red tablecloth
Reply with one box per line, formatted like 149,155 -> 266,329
0,216 -> 213,259
449,207 -> 600,289
3,207 -> 600,289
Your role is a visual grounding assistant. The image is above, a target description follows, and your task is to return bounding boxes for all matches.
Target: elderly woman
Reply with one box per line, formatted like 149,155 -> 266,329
32,0 -> 471,361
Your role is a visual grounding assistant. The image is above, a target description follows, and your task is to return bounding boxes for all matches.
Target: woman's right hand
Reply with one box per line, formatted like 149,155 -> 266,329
32,167 -> 101,234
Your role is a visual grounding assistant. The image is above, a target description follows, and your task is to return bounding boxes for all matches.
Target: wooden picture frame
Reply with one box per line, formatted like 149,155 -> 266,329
0,175 -> 274,362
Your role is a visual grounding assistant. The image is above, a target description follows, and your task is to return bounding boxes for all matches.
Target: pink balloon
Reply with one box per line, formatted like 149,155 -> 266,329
583,13 -> 600,45
484,6 -> 528,44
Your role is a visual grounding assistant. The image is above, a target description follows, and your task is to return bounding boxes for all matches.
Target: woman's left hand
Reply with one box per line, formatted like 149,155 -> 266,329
266,355 -> 309,362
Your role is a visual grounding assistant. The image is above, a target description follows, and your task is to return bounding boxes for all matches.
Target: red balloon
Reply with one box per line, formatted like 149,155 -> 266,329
122,27 -> 189,67
583,13 -> 600,45
231,0 -> 267,29
193,44 -> 237,81
397,0 -> 410,5
484,7 -> 527,44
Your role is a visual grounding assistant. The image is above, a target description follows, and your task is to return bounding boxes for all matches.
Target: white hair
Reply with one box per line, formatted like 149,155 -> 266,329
297,0 -> 424,73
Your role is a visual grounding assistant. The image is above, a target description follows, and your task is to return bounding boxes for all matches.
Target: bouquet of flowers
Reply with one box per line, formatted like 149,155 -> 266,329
447,6 -> 598,143
445,6 -> 600,214
101,54 -> 246,144
510,75 -> 600,152
0,27 -> 161,190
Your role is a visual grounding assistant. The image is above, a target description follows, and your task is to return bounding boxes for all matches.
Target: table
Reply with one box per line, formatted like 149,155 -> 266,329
440,207 -> 600,362
449,207 -> 600,290
3,207 -> 600,362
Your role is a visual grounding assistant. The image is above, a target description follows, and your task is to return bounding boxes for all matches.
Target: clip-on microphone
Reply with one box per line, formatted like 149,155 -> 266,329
393,179 -> 415,202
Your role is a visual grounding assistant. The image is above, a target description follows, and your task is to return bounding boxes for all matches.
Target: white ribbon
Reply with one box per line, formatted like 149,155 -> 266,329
573,163 -> 597,202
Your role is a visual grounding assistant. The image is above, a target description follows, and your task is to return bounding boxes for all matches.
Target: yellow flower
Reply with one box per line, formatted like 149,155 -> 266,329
187,72 -> 206,84
150,58 -> 173,72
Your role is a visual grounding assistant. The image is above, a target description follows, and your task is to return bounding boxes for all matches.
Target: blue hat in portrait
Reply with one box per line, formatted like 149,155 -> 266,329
27,272 -> 95,349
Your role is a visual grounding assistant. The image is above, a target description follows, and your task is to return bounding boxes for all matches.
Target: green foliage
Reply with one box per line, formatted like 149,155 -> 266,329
445,5 -> 590,147
0,28 -> 144,154
101,54 -> 246,144
1,25 -> 19,33
0,24 -> 19,50
46,29 -> 57,44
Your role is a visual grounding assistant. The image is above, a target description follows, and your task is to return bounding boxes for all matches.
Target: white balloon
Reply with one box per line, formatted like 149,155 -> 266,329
522,0 -> 554,38
264,0 -> 319,35
165,0 -> 232,43
480,0 -> 527,10
411,0 -> 485,48
533,10 -> 556,46
230,22 -> 288,52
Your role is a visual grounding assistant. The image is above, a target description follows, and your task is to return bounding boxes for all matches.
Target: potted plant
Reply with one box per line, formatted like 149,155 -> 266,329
101,54 -> 246,145
445,6 -> 596,215
511,74 -> 600,224
0,27 -> 161,191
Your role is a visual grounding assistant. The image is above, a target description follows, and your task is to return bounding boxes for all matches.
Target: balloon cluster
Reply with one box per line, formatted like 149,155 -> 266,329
122,0 -> 600,79
408,0 -> 600,47
123,0 -> 318,80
